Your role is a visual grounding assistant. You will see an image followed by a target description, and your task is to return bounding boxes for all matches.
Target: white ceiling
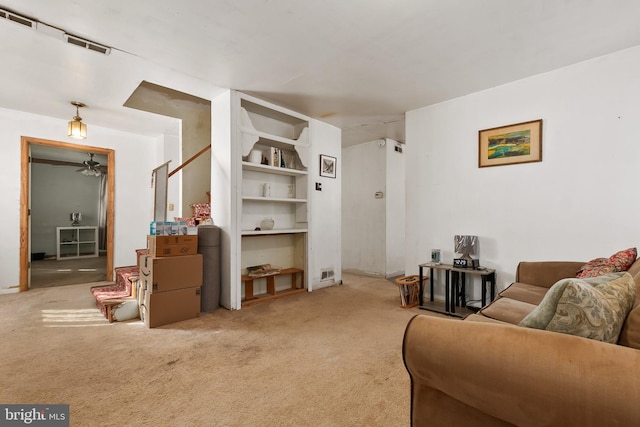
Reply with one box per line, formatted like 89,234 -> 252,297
2,1 -> 640,147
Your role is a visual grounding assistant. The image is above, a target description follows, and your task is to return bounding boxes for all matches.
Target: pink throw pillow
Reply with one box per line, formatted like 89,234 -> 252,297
577,248 -> 637,278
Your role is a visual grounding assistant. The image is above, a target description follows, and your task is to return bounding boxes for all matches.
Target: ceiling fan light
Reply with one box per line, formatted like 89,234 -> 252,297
77,152 -> 103,177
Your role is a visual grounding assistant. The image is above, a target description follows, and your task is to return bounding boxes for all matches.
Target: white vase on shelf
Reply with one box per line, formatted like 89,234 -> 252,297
249,149 -> 262,163
260,218 -> 275,230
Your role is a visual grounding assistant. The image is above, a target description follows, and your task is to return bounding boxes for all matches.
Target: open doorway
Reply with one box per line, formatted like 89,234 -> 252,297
19,137 -> 115,291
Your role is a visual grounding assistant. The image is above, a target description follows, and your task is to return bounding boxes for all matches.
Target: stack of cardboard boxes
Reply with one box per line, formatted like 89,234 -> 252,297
138,235 -> 202,327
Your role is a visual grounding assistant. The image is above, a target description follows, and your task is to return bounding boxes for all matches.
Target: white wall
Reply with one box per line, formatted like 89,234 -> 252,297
31,163 -> 101,256
385,139 -> 406,278
0,107 -> 166,292
309,120 -> 342,288
342,140 -> 386,276
342,138 -> 405,278
405,46 -> 640,299
210,90 -> 235,309
163,130 -> 182,218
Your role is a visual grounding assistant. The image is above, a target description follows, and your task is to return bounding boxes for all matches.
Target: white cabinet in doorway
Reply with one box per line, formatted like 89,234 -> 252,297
56,226 -> 99,260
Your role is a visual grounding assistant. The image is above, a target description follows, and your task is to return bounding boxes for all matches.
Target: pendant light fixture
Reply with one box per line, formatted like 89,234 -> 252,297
68,101 -> 87,139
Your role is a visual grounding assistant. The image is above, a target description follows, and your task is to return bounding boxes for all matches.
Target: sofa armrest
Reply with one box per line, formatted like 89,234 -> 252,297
515,261 -> 585,288
403,315 -> 640,426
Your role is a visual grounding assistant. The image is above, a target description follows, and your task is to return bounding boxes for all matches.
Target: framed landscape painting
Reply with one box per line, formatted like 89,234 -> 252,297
478,119 -> 542,168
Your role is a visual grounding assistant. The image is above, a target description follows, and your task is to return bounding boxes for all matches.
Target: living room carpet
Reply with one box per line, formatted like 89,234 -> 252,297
0,273 -> 444,426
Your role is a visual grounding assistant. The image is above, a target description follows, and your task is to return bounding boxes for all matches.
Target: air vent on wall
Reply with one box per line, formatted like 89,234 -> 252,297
0,8 -> 37,29
64,34 -> 111,55
321,268 -> 335,282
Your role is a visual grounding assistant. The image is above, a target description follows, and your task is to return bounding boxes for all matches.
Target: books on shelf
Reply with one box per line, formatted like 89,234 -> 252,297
271,147 -> 287,168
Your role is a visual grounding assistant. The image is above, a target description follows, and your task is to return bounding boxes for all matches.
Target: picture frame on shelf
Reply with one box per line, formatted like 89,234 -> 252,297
319,154 -> 337,178
478,119 -> 542,168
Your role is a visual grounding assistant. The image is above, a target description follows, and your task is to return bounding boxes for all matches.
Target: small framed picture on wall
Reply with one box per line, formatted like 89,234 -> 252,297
320,154 -> 337,178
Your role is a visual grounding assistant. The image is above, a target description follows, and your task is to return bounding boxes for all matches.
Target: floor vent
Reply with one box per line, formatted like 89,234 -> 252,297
0,8 -> 37,29
64,34 -> 111,55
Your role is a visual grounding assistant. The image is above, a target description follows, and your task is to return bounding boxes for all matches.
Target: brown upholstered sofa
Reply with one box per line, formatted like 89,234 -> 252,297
403,258 -> 640,426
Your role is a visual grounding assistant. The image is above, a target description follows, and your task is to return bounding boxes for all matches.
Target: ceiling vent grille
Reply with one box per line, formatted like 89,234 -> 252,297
64,34 -> 111,55
0,8 -> 37,29
0,7 -> 111,55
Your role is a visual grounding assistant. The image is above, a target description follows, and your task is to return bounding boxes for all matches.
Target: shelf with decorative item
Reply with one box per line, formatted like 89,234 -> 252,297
239,98 -> 309,168
240,127 -> 309,149
242,140 -> 308,172
240,98 -> 309,142
242,196 -> 307,203
241,228 -> 308,236
242,161 -> 308,176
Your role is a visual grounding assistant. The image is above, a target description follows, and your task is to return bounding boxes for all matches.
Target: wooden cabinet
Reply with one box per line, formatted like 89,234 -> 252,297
56,226 -> 99,260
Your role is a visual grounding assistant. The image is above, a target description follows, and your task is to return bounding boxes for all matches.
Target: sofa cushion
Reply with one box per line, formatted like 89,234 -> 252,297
516,261 -> 586,289
519,272 -> 636,343
618,258 -> 640,348
626,258 -> 640,288
499,282 -> 548,306
618,304 -> 640,349
577,247 -> 637,278
464,313 -> 515,326
479,297 -> 538,325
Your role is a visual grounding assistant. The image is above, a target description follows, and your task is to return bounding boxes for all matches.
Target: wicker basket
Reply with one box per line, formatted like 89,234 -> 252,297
394,275 -> 422,309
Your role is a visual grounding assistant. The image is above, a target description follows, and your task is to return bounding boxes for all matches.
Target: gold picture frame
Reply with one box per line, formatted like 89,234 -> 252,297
478,119 -> 542,168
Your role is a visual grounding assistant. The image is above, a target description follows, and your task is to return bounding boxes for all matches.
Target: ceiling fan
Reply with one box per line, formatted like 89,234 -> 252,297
77,153 -> 102,176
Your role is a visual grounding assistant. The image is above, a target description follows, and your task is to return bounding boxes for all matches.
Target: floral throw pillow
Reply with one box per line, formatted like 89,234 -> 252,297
577,247 -> 637,278
519,272 -> 636,343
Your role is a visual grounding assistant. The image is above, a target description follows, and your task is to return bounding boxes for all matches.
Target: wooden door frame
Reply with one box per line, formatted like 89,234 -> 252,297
20,136 -> 115,291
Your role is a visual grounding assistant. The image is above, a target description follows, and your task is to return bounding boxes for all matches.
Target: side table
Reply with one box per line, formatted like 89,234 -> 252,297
448,265 -> 496,315
418,262 -> 496,317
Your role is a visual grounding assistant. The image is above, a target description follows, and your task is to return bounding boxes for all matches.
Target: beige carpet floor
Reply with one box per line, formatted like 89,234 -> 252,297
0,273 -> 444,426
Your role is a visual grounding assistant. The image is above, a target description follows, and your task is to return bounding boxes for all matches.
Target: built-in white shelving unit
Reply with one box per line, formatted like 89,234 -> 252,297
237,94 -> 311,305
212,90 -> 342,310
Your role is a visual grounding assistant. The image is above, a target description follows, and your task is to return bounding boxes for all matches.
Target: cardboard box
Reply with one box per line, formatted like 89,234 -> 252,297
147,235 -> 198,257
139,254 -> 203,293
140,286 -> 201,328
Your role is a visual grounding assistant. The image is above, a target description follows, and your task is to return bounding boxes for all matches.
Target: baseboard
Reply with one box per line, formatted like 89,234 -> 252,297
342,268 -> 385,278
343,269 -> 406,281
385,271 -> 405,280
